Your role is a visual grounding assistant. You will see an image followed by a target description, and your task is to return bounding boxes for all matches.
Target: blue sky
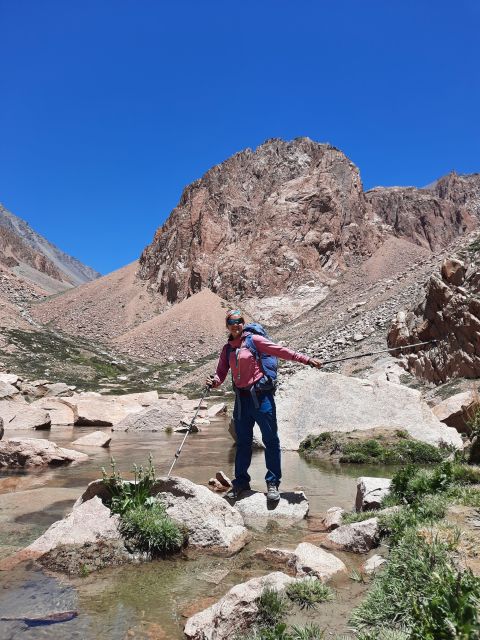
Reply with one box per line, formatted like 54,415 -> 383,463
1,0 -> 479,275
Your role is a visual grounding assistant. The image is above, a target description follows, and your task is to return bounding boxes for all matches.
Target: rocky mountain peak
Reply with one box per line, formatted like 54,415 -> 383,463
139,137 -> 382,306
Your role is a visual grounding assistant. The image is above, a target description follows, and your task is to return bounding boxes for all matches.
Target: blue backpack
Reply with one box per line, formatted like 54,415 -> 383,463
240,322 -> 278,392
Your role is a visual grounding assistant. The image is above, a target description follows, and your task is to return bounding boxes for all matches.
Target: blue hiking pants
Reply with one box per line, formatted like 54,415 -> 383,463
232,391 -> 281,488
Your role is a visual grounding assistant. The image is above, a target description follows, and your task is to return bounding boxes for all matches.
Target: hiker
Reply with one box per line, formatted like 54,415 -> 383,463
207,309 -> 322,502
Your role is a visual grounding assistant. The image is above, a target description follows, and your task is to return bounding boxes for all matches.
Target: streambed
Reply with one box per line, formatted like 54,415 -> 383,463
0,419 -> 392,638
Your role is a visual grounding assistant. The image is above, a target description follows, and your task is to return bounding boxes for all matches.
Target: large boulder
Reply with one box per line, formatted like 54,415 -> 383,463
77,476 -> 249,555
355,477 -> 392,512
0,401 -> 51,430
275,370 -> 463,450
31,397 -> 78,426
0,373 -> 20,386
112,400 -> 184,432
184,572 -> 295,640
0,381 -> 20,399
27,496 -> 121,555
69,390 -> 158,426
0,438 -> 88,468
290,542 -> 347,581
323,518 -> 380,553
431,391 -> 476,434
229,490 -> 309,528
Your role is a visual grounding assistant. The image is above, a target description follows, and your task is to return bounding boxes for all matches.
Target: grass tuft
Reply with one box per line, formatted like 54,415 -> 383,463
286,578 -> 334,609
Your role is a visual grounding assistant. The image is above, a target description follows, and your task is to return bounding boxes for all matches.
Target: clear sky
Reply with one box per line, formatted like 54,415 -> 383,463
1,0 -> 479,275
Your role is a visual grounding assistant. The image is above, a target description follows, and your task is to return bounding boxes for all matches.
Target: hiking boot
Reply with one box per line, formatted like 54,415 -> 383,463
225,485 -> 250,500
266,482 -> 280,502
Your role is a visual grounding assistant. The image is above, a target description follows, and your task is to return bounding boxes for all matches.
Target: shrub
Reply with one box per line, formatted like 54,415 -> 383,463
286,578 -> 334,609
102,454 -> 157,516
119,502 -> 186,555
378,495 -> 448,546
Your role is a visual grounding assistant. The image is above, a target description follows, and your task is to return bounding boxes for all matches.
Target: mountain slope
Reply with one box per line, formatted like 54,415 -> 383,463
0,204 -> 101,288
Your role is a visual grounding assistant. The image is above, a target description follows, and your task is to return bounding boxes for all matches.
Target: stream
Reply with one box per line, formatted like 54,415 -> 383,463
0,419 -> 393,639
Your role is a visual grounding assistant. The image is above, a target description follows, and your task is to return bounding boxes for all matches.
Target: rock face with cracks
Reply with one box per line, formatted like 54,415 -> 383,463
184,571 -> 296,640
275,369 -> 463,450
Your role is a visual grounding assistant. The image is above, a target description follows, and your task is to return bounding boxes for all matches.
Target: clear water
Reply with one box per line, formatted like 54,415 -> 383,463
0,419 -> 391,638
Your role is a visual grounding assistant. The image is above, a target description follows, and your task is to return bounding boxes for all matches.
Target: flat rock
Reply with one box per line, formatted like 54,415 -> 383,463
355,477 -> 392,512
229,490 -> 309,528
291,542 -> 347,581
184,571 -> 295,640
0,373 -> 20,385
0,381 -> 20,399
0,438 -> 88,468
30,397 -> 78,425
112,400 -> 184,432
27,496 -> 121,555
275,370 -> 463,450
207,402 -> 226,418
0,401 -> 51,430
72,430 -> 111,447
323,518 -> 380,553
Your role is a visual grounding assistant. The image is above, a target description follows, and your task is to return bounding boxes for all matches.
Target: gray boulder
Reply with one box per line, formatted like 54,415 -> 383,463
275,370 -> 462,450
72,430 -> 111,447
112,401 -> 184,432
184,571 -> 295,640
0,401 -> 51,430
321,506 -> 345,531
230,490 -> 309,528
355,477 -> 392,512
290,542 -> 347,581
0,381 -> 20,399
0,438 -> 88,468
324,517 -> 380,553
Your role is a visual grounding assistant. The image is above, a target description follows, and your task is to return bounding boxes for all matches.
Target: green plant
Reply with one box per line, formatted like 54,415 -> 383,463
349,569 -> 367,584
378,495 -> 448,546
79,563 -> 90,577
286,578 -> 333,609
299,432 -> 334,452
119,502 -> 186,555
102,454 -> 157,515
342,510 -> 378,525
257,588 -> 289,627
351,529 -> 480,637
290,624 -> 324,639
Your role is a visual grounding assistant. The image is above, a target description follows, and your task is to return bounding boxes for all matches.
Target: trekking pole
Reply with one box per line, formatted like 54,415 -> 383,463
318,339 -> 437,366
167,384 -> 211,477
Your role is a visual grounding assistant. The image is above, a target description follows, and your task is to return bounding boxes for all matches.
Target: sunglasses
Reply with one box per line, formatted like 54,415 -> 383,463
227,318 -> 244,326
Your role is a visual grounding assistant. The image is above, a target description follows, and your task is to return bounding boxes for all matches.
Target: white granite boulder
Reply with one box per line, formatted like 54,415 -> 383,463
31,397 -> 77,426
230,490 -> 309,528
0,381 -> 20,399
0,402 -> 51,430
355,477 -> 392,512
0,438 -> 88,468
275,370 -> 463,450
432,391 -> 475,433
184,572 -> 295,640
112,400 -> 183,432
71,391 -> 158,426
72,430 -> 111,447
291,542 -> 347,581
0,373 -> 20,386
321,506 -> 345,531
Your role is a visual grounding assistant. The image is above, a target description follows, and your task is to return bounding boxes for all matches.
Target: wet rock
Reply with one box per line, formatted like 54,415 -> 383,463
0,402 -> 51,430
355,477 -> 392,512
184,571 -> 296,639
72,430 -> 112,447
254,547 -> 295,567
27,496 -> 121,555
229,490 -> 309,528
275,370 -> 462,450
321,506 -> 345,531
323,518 -> 380,553
362,554 -> 386,575
0,438 -> 88,468
112,401 -> 184,432
38,539 -> 131,575
290,542 -> 347,581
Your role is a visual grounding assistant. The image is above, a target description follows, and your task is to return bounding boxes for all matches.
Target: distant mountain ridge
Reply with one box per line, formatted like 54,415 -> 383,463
0,204 -> 101,289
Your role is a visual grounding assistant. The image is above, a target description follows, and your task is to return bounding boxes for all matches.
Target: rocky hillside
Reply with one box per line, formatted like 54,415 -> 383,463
0,204 -> 101,289
139,138 -> 383,306
387,242 -> 480,383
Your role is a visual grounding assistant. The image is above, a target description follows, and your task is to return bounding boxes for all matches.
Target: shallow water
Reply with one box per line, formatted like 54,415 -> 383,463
0,419 -> 391,638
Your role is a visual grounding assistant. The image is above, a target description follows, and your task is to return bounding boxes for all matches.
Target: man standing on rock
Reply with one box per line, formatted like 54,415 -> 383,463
207,310 -> 322,502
